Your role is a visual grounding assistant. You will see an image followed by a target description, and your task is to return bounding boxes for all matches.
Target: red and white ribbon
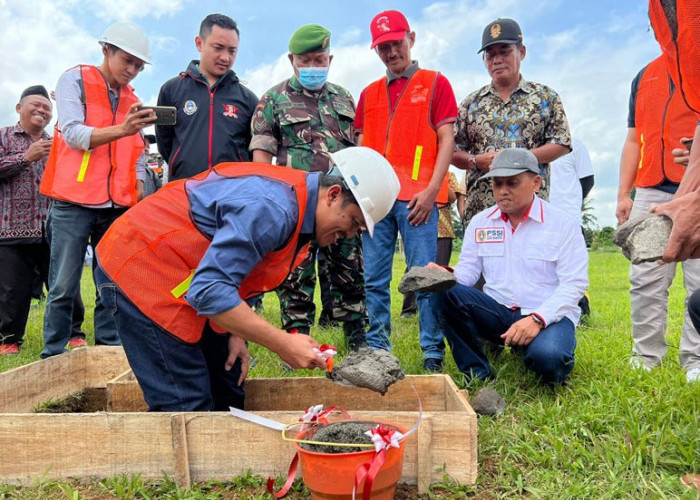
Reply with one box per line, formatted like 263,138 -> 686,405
313,344 -> 337,372
366,425 -> 404,452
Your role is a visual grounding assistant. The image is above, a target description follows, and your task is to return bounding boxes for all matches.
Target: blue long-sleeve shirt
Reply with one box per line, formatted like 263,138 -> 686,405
184,171 -> 319,316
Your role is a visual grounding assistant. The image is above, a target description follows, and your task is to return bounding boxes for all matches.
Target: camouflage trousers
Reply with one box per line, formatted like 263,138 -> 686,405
276,234 -> 367,332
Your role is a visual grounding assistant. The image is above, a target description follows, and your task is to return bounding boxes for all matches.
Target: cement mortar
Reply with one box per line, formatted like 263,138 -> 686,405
327,348 -> 405,395
398,266 -> 457,294
613,214 -> 673,264
300,420 -> 399,454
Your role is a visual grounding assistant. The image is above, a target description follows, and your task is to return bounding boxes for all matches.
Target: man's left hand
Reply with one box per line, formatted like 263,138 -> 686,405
225,334 -> 251,385
407,188 -> 437,226
501,316 -> 542,347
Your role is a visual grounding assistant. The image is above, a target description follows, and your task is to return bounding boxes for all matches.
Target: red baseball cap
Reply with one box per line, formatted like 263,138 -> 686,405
370,10 -> 410,49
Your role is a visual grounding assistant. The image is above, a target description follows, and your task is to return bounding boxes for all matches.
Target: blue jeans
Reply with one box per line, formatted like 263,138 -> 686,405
362,201 -> 444,360
433,284 -> 576,384
94,265 -> 245,411
41,201 -> 124,358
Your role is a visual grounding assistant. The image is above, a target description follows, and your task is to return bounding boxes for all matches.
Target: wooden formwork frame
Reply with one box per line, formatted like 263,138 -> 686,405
0,347 -> 477,493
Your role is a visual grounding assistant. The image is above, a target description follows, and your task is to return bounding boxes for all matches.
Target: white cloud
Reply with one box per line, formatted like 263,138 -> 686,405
57,0 -> 193,21
1,1 -> 97,126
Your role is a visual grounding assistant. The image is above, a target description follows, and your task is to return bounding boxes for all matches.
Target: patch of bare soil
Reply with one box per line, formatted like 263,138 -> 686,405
33,387 -> 107,413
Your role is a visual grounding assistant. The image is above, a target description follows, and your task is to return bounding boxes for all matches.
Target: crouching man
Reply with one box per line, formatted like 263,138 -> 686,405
95,147 -> 399,411
431,149 -> 588,384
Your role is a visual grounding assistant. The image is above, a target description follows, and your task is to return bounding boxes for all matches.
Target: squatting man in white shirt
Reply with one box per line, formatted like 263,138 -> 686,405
429,148 -> 588,384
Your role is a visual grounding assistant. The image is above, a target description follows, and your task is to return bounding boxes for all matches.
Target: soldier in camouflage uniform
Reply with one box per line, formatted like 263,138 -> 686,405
250,24 -> 367,349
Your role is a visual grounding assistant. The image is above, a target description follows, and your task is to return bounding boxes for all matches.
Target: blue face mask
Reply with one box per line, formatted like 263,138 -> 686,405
297,67 -> 329,90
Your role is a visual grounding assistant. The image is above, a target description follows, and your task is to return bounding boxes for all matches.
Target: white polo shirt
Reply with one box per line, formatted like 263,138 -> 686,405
454,196 -> 589,327
549,138 -> 594,224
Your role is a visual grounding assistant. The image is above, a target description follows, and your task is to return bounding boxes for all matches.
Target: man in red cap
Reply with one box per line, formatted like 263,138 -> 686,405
354,9 -> 458,372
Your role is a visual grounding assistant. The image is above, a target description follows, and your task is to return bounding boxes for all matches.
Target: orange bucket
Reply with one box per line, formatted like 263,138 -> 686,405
293,421 -> 406,500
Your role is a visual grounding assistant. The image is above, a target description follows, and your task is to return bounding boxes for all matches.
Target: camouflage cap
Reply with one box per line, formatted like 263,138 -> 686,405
289,24 -> 331,54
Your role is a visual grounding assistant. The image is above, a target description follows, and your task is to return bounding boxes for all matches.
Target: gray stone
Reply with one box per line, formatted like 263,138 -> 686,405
613,214 -> 673,264
398,266 -> 457,294
326,348 -> 405,395
469,387 -> 506,416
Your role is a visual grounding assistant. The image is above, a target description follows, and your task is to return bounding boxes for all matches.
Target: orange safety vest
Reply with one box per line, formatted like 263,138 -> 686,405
649,0 -> 700,115
634,56 -> 697,187
40,65 -> 144,206
362,69 -> 449,203
96,163 -> 311,343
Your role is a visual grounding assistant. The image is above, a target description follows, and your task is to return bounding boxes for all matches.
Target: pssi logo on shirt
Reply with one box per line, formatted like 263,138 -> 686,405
475,227 -> 505,243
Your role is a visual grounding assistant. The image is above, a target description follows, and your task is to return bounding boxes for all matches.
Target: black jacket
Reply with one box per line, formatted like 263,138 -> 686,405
156,60 -> 258,180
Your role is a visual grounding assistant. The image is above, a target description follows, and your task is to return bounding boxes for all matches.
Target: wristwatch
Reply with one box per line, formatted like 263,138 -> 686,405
530,314 -> 544,327
468,153 -> 478,169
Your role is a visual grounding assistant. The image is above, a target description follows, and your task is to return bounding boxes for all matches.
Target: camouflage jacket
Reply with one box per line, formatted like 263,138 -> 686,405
250,76 -> 356,173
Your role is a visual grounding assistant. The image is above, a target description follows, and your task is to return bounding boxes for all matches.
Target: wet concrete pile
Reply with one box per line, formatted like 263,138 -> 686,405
327,348 -> 405,395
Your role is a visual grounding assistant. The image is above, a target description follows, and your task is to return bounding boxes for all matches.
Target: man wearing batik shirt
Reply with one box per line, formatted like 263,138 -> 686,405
0,86 -> 53,354
453,18 -> 571,225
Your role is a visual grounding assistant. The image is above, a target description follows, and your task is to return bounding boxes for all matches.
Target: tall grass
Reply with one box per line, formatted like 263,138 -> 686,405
1,250 -> 698,499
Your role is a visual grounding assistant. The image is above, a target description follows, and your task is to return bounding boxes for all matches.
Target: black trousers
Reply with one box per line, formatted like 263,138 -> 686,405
0,242 -> 85,345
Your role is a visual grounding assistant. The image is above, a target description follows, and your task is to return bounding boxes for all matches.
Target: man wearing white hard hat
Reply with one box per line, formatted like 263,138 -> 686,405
40,22 -> 157,358
94,147 -> 399,411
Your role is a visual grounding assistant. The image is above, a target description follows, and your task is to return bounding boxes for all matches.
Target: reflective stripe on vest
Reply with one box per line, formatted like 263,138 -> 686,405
96,163 -> 311,343
634,56 -> 696,187
362,69 -> 449,203
40,65 -> 144,206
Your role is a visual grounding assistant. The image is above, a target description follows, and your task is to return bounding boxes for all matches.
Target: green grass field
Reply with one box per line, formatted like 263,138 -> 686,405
1,249 -> 698,499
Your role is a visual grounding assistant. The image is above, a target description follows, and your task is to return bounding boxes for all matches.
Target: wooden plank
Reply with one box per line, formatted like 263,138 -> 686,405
416,414 -> 433,493
107,370 -> 147,412
0,347 -> 130,413
171,414 -> 192,489
0,410 -> 476,485
237,374 -> 446,412
83,347 -> 132,388
0,413 -> 176,481
0,349 -> 87,412
106,374 -> 450,413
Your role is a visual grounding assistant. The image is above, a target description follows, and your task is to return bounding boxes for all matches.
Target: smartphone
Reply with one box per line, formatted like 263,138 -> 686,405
681,137 -> 693,151
138,106 -> 177,126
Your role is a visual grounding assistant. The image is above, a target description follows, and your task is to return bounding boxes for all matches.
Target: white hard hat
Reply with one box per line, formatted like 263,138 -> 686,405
331,146 -> 399,237
99,22 -> 151,65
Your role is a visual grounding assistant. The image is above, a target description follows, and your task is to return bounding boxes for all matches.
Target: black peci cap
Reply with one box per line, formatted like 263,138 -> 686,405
479,18 -> 523,53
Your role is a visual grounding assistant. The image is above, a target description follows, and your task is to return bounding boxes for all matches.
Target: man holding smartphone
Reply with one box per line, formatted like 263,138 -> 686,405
39,22 -> 155,358
156,13 -> 258,181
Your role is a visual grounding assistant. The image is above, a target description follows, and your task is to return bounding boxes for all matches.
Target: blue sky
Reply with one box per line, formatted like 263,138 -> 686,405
1,0 -> 661,227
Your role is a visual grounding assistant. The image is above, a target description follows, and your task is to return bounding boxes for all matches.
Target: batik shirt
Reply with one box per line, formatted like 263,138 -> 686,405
0,123 -> 51,243
455,77 -> 571,223
437,172 -> 460,239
